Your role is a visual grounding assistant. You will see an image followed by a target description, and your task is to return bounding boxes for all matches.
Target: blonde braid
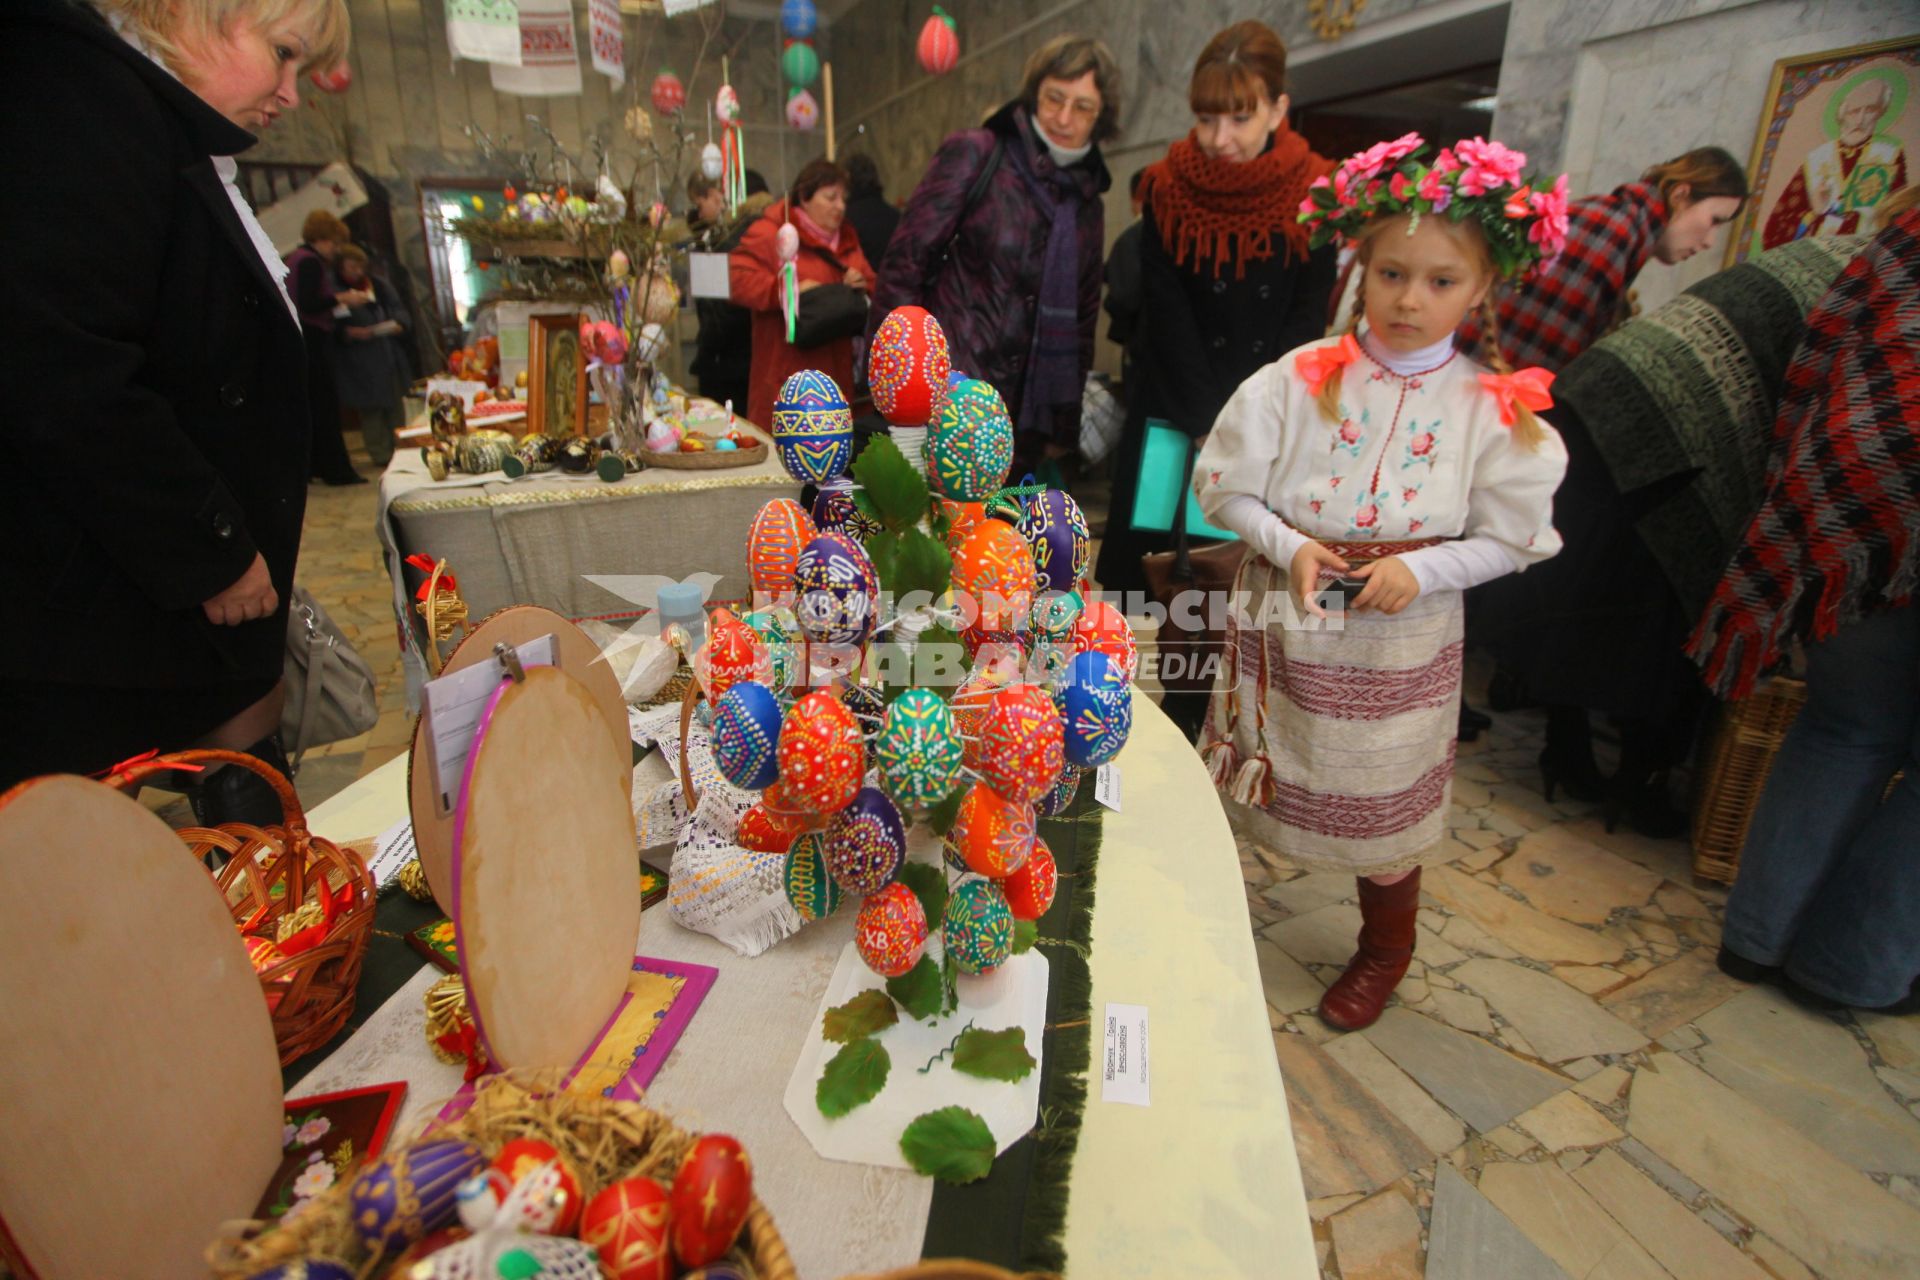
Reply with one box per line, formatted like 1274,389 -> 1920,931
1476,295 -> 1545,450
1315,282 -> 1367,423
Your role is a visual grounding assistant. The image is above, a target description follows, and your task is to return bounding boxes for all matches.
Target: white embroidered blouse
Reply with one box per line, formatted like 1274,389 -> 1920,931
1193,329 -> 1568,594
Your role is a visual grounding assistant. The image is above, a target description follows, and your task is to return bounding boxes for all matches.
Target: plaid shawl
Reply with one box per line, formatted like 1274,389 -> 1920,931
1689,210 -> 1920,698
1462,182 -> 1666,373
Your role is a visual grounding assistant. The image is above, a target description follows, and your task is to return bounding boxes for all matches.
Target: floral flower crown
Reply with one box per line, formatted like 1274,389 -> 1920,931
1298,133 -> 1570,281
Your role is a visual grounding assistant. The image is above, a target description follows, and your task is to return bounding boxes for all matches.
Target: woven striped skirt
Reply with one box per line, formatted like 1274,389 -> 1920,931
1199,544 -> 1464,877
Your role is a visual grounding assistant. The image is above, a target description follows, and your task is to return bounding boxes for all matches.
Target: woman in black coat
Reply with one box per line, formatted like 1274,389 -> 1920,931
0,0 -> 348,817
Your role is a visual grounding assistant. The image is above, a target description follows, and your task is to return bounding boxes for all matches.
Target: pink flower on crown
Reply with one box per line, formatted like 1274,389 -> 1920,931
1454,138 -> 1526,197
1390,171 -> 1414,202
1430,147 -> 1461,175
1417,167 -> 1453,212
1503,185 -> 1533,219
1528,174 -> 1571,254
1380,132 -> 1424,166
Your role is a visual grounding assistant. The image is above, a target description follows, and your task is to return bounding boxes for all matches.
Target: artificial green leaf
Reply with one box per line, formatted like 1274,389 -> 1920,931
886,954 -> 944,1021
951,1026 -> 1036,1082
1011,919 -> 1039,955
924,785 -> 967,836
822,989 -> 899,1044
851,487 -> 885,527
896,862 -> 948,930
899,1106 -> 997,1184
852,436 -> 930,530
816,1038 -> 891,1117
891,528 -> 953,603
913,622 -> 966,691
940,947 -> 960,1016
865,529 -> 902,589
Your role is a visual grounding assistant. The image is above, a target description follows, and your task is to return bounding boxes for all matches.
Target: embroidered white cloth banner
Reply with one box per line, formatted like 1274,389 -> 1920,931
445,0 -> 520,66
490,0 -> 582,97
588,0 -> 624,86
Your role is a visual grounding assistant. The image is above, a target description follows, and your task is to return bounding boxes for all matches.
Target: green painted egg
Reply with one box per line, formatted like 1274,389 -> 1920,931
875,687 -> 963,811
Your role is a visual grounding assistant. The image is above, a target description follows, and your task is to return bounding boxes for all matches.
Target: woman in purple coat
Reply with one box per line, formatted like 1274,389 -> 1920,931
869,35 -> 1120,477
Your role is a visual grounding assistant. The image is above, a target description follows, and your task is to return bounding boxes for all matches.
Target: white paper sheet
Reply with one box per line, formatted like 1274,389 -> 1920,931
420,634 -> 556,814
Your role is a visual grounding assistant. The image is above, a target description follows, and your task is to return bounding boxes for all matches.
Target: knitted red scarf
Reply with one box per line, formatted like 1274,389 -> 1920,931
1145,125 -> 1331,279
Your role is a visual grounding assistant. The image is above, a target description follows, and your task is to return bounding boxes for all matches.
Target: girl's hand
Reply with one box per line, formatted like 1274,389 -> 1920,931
1289,541 -> 1350,619
843,267 -> 869,290
1349,556 -> 1420,614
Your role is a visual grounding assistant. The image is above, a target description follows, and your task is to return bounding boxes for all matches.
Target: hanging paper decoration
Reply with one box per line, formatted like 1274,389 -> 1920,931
650,68 -> 686,115
489,0 -> 582,97
701,142 -> 724,180
917,6 -> 959,75
623,103 -> 653,142
776,221 -> 802,340
786,86 -> 820,131
781,0 -> 818,39
587,0 -> 624,86
782,39 -> 820,87
447,0 -> 523,67
309,63 -> 352,93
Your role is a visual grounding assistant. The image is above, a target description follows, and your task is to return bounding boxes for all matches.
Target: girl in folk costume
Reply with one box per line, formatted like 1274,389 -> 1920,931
1194,136 -> 1571,1030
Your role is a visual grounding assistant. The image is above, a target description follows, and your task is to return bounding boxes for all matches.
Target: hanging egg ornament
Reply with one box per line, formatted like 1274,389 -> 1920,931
855,881 -> 929,977
641,272 -> 681,326
691,607 -> 771,701
944,878 -> 1015,974
580,1176 -> 674,1280
669,1135 -> 754,1268
700,142 -> 724,181
770,369 -> 853,484
1071,598 -> 1138,680
812,485 -> 882,544
781,39 -> 820,87
624,104 -> 654,143
927,377 -> 1014,500
784,830 -> 843,921
978,683 -> 1064,805
824,786 -> 907,896
869,305 -> 953,427
785,87 -> 821,131
349,1138 -> 487,1254
775,221 -> 801,263
777,689 -> 864,813
711,682 -> 784,791
650,69 -> 686,116
953,519 -> 1036,633
486,1138 -> 584,1235
1060,649 -> 1133,768
1017,490 -> 1090,593
781,0 -> 818,38
1002,835 -> 1058,920
954,783 -> 1035,878
793,531 -> 878,647
746,497 -> 817,602
876,687 -> 964,811
715,82 -> 742,123
917,6 -> 960,75
1035,764 -> 1082,817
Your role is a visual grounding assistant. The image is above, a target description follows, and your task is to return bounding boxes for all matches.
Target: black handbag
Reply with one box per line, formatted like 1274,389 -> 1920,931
791,278 -> 870,347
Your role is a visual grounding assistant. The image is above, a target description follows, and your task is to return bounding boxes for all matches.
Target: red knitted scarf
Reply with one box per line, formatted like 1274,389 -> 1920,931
1145,126 -> 1331,279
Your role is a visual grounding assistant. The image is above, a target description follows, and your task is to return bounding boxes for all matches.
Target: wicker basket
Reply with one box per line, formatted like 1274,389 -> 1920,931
645,439 -> 770,469
103,748 -> 374,1065
207,1074 -> 796,1280
1690,677 -> 1807,885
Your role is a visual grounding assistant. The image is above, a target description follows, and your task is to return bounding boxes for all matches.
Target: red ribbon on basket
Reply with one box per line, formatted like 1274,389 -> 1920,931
276,876 -> 356,956
94,748 -> 205,781
405,553 -> 458,601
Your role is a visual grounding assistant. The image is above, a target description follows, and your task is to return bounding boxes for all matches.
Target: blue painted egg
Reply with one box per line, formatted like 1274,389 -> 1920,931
712,681 -> 783,790
242,1264 -> 356,1280
1060,650 -> 1132,768
785,830 -> 842,920
349,1138 -> 486,1254
715,437 -> 739,451
780,0 -> 817,38
1036,763 -> 1082,816
875,687 -> 964,811
926,378 -> 1013,501
771,369 -> 852,484
824,785 -> 906,895
1017,490 -> 1090,593
793,531 -> 877,646
944,878 -> 1015,975
812,484 -> 883,544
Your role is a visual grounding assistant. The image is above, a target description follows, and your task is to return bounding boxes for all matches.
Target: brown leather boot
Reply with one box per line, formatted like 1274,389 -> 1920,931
1319,869 -> 1422,1031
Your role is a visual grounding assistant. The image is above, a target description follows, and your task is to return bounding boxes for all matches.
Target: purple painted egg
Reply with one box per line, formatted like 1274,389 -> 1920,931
793,531 -> 878,646
348,1137 -> 487,1254
824,785 -> 906,895
1035,764 -> 1083,817
1016,490 -> 1090,593
812,485 -> 883,544
712,681 -> 783,790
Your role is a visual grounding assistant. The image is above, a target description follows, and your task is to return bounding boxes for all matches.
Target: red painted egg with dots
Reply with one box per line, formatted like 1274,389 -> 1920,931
1001,835 -> 1058,920
1071,598 -> 1138,680
917,9 -> 959,75
977,683 -> 1064,805
736,802 -> 802,853
580,1176 -> 673,1280
777,689 -> 864,814
955,783 -> 1035,878
869,306 -> 953,427
669,1135 -> 753,1268
651,70 -> 687,115
694,608 -> 770,702
855,881 -> 929,977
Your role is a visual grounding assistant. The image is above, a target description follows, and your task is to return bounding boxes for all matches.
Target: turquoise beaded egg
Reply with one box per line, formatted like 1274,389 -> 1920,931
943,878 -> 1015,975
875,687 -> 964,811
926,378 -> 1013,501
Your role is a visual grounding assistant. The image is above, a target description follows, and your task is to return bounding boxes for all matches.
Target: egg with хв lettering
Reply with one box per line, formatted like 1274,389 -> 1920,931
869,305 -> 953,427
926,377 -> 1013,501
1002,835 -> 1058,920
692,608 -> 771,702
953,783 -> 1035,879
711,681 -> 783,791
953,519 -> 1036,634
349,1138 -> 486,1255
770,369 -> 853,484
669,1135 -> 753,1268
1035,764 -> 1082,817
944,878 -> 1015,974
746,497 -> 816,602
939,497 -> 988,558
977,683 -> 1064,806
486,1136 -> 583,1234
784,830 -> 843,921
812,484 -> 882,545
1059,649 -> 1132,768
1071,598 -> 1138,681
1016,490 -> 1090,594
875,687 -> 963,811
855,880 -> 929,977
777,689 -> 864,814
824,785 -> 906,896
580,1175 -> 673,1280
793,531 -> 878,647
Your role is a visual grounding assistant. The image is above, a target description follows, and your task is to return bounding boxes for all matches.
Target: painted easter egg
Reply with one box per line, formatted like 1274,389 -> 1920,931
747,499 -> 817,602
927,378 -> 1013,500
349,1138 -> 486,1254
777,689 -> 864,813
682,1268 -> 755,1280
692,607 -> 771,701
785,86 -> 821,131
951,667 -> 1009,773
781,0 -> 818,38
954,519 -> 1036,633
1031,589 -> 1084,641
650,70 -> 686,115
793,531 -> 878,646
669,1135 -> 754,1268
917,8 -> 959,74
781,38 -> 819,86
855,881 -> 928,977
825,786 -> 906,895
761,776 -> 826,827
776,221 -> 801,263
714,83 -> 741,123
245,1263 -> 356,1280
784,830 -> 842,921
1060,649 -> 1132,768
978,683 -> 1064,805
1003,835 -> 1058,920
488,1137 -> 583,1234
771,369 -> 853,484
700,141 -> 724,181
1017,490 -> 1090,594
744,608 -> 802,693
737,801 -> 802,853
374,1227 -> 469,1276
939,497 -> 988,557
876,687 -> 964,810
580,1176 -> 673,1280
812,484 -> 882,544
961,617 -> 1027,667
1071,598 -> 1138,680
1035,764 -> 1082,817
944,878 -> 1015,974
941,828 -> 970,874
954,783 -> 1035,878
841,681 -> 888,744
869,305 -> 953,427
712,681 -> 783,791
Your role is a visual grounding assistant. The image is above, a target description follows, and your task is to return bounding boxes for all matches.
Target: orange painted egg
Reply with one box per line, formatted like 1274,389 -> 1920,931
1002,835 -> 1058,920
776,689 -> 864,814
954,783 -> 1035,878
950,669 -> 1009,773
693,607 -> 770,702
977,683 -> 1063,805
1071,599 -> 1138,680
669,1135 -> 754,1268
939,498 -> 987,557
953,520 -> 1035,633
855,881 -> 929,977
746,498 -> 816,602
580,1176 -> 674,1280
489,1137 -> 582,1234
736,802 -> 801,853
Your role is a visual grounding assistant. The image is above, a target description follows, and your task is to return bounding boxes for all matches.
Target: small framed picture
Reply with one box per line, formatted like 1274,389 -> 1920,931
527,311 -> 588,438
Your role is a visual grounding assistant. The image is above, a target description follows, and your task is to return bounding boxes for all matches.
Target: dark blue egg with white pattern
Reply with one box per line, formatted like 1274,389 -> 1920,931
1059,650 -> 1131,768
825,785 -> 906,895
771,369 -> 853,484
1016,490 -> 1089,593
712,681 -> 784,790
793,531 -> 878,646
348,1137 -> 486,1254
1036,764 -> 1083,817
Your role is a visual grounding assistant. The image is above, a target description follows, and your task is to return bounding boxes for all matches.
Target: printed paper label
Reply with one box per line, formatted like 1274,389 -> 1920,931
1094,762 -> 1121,812
1101,1002 -> 1150,1106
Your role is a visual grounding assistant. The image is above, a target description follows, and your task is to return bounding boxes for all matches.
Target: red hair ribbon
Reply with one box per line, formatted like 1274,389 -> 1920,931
1298,333 -> 1362,397
1478,366 -> 1555,426
405,553 -> 458,600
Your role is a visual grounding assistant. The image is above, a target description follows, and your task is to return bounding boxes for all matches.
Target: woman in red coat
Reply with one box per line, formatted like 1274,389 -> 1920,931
730,158 -> 875,429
